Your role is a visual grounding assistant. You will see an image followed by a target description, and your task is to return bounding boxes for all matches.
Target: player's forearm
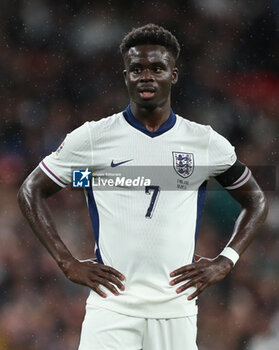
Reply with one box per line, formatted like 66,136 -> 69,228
225,182 -> 268,256
17,181 -> 74,268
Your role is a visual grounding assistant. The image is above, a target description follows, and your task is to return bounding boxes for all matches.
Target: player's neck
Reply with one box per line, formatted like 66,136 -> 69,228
130,101 -> 172,133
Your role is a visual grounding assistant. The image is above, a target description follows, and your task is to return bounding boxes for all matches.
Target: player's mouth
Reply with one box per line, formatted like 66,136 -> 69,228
139,91 -> 155,99
138,87 -> 156,99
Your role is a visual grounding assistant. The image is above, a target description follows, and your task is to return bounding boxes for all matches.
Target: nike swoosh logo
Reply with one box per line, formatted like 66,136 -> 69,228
111,159 -> 133,167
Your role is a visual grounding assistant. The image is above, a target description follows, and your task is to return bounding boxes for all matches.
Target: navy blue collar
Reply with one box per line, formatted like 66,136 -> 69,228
123,105 -> 176,138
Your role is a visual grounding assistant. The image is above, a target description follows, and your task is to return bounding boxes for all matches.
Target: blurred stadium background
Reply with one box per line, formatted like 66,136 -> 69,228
0,0 -> 279,349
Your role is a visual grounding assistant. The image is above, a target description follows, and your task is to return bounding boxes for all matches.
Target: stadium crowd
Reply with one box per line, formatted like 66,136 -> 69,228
0,1 -> 278,349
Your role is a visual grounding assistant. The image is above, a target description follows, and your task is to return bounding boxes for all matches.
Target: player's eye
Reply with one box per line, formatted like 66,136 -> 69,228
154,66 -> 163,73
132,67 -> 141,74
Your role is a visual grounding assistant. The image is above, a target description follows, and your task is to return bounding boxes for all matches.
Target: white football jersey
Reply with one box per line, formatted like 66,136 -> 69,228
40,106 -> 242,318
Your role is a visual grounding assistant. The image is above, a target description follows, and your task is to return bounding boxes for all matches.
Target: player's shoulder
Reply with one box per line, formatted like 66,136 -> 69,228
88,112 -> 122,128
61,113 -> 122,145
176,114 -> 212,136
87,112 -> 123,136
176,115 -> 232,148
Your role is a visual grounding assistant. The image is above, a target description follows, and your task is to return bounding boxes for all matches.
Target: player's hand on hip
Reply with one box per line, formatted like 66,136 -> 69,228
169,254 -> 233,300
59,257 -> 125,298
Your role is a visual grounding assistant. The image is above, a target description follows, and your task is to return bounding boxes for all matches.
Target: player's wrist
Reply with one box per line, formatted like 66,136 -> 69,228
219,247 -> 239,266
57,254 -> 76,272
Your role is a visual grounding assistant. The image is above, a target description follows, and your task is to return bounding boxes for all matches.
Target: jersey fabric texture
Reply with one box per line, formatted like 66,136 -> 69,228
39,106 -> 249,318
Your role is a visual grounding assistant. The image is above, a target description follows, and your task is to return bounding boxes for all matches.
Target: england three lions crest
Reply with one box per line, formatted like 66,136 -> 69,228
172,152 -> 194,178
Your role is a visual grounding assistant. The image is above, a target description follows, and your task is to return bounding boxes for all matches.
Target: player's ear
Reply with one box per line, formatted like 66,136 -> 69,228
172,67 -> 178,85
123,70 -> 128,86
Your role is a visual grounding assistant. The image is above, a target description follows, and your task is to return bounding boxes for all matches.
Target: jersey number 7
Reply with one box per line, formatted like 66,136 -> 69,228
145,185 -> 160,219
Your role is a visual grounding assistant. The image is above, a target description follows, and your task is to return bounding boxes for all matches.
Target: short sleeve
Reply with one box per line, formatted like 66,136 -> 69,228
39,122 -> 92,187
207,128 -> 237,178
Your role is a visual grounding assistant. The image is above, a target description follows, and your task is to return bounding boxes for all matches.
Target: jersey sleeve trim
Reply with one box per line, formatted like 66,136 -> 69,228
40,161 -> 68,187
225,166 -> 251,190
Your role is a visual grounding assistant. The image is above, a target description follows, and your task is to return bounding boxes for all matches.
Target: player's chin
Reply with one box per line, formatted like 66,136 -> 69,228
138,101 -> 158,109
135,97 -> 159,109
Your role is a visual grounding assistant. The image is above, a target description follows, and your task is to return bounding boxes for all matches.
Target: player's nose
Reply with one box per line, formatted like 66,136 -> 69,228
140,69 -> 155,82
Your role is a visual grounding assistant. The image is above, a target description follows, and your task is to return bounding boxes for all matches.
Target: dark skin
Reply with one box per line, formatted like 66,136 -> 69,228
123,45 -> 178,132
170,176 -> 268,300
17,167 -> 125,298
18,44 -> 268,300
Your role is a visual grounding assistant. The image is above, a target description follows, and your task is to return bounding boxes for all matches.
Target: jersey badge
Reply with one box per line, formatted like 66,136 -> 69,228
55,140 -> 65,157
172,152 -> 194,178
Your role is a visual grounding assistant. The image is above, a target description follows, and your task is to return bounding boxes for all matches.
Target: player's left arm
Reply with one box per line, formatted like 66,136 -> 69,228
170,173 -> 268,300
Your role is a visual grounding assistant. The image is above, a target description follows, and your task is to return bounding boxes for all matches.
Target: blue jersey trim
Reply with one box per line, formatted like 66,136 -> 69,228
123,105 -> 176,138
194,181 -> 207,248
86,187 -> 104,264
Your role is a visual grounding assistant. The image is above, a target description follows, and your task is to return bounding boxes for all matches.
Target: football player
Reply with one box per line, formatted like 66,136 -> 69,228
18,24 -> 267,350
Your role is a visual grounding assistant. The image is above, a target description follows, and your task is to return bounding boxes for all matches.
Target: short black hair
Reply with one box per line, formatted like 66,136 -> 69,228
120,23 -> 181,61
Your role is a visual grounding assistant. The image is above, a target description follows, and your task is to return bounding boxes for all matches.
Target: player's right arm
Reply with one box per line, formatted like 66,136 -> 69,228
17,166 -> 125,298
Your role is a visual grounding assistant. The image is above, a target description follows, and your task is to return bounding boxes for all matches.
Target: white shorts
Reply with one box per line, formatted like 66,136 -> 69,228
78,305 -> 198,350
